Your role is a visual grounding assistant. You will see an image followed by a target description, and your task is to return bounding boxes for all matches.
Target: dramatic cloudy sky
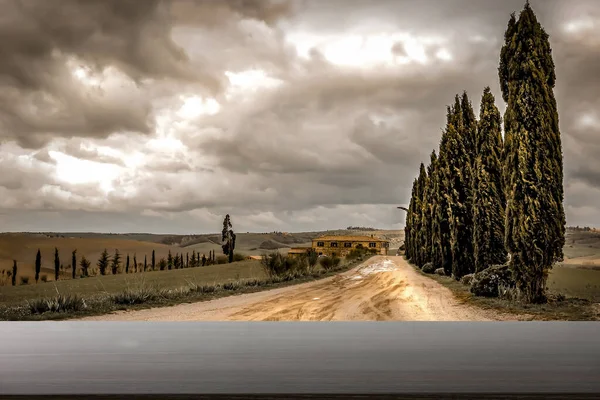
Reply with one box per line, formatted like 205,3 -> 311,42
0,0 -> 598,234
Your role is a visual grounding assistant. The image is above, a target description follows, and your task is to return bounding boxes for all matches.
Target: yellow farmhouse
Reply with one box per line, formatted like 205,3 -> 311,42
288,235 -> 390,258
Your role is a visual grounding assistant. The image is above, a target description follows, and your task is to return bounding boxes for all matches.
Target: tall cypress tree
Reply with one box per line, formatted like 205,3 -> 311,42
151,250 -> 156,271
72,250 -> 77,279
54,247 -> 60,281
433,106 -> 458,275
414,163 -> 427,267
35,249 -> 41,283
404,178 -> 417,261
473,87 -> 507,272
126,254 -> 130,274
423,151 -> 438,266
443,96 -> 475,279
499,2 -> 565,303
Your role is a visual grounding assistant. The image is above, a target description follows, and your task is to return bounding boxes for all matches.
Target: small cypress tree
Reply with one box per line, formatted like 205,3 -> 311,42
190,250 -> 197,268
12,260 -> 17,286
34,250 -> 41,282
180,254 -> 185,268
133,254 -> 138,273
111,249 -> 121,275
144,255 -> 147,272
97,249 -> 110,275
473,87 -> 507,272
54,247 -> 60,281
126,254 -> 130,274
72,250 -> 77,279
80,255 -> 90,277
151,250 -> 156,271
202,254 -> 207,266
404,179 -> 417,261
167,250 -> 173,270
186,253 -> 189,268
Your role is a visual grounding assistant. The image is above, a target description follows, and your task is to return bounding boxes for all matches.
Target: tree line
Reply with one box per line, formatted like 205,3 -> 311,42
3,214 -> 241,286
404,3 -> 564,304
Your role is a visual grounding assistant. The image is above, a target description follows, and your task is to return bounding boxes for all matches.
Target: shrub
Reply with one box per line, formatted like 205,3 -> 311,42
222,281 -> 242,291
216,255 -> 228,264
422,263 -> 436,274
40,275 -> 48,283
319,256 -> 334,271
435,268 -> 446,276
460,273 -> 475,286
261,252 -> 299,277
20,276 -> 30,285
27,294 -> 86,314
232,253 -> 246,262
188,283 -> 221,294
111,286 -> 161,305
470,264 -> 515,298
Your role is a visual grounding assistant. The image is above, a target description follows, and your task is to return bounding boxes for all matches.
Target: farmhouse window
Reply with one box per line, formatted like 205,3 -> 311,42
317,241 -> 324,247
344,242 -> 352,248
330,242 -> 338,247
369,242 -> 376,248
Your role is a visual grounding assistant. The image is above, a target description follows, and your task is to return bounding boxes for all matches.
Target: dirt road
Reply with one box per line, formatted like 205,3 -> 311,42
79,256 -> 512,321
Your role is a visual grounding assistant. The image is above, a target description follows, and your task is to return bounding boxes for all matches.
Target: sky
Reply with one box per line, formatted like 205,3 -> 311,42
0,0 -> 598,234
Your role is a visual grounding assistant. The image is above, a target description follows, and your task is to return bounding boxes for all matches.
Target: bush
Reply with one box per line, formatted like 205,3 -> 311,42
232,253 -> 246,262
422,263 -> 436,274
470,264 -> 515,298
111,286 -> 161,305
216,255 -> 228,264
188,283 -> 221,294
40,275 -> 48,283
319,256 -> 341,271
27,294 -> 86,314
223,281 -> 243,291
20,276 -> 30,285
261,252 -> 299,277
460,273 -> 475,286
434,268 -> 445,276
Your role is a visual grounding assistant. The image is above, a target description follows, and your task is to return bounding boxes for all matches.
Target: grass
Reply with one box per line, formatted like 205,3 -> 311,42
410,259 -> 599,321
0,259 -> 264,306
0,255 -> 373,321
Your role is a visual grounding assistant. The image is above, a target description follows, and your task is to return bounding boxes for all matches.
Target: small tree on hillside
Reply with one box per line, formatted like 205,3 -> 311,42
126,254 -> 130,274
54,247 -> 60,281
72,250 -> 77,279
186,253 -> 189,268
167,251 -> 173,270
144,255 -> 147,272
35,249 -> 41,284
111,249 -> 121,275
202,254 -> 207,266
80,256 -> 91,277
12,260 -> 17,286
307,249 -> 318,270
97,249 -> 110,275
152,250 -> 156,271
222,214 -> 237,263
133,254 -> 138,273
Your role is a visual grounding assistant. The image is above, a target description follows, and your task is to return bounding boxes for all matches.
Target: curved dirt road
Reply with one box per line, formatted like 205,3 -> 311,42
79,256 -> 514,321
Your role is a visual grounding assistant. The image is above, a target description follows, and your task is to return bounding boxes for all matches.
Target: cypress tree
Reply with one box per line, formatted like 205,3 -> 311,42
181,254 -> 185,268
423,151 -> 437,266
80,255 -> 90,277
473,87 -> 507,272
167,250 -> 173,270
433,107 -> 456,275
111,249 -> 121,275
152,250 -> 156,271
133,254 -> 137,273
54,247 -> 60,281
144,255 -> 147,272
12,260 -> 17,286
98,249 -> 109,275
186,253 -> 189,268
443,97 -> 475,279
499,2 -> 565,303
35,249 -> 41,283
404,179 -> 417,261
72,250 -> 77,279
126,254 -> 130,274
414,163 -> 427,266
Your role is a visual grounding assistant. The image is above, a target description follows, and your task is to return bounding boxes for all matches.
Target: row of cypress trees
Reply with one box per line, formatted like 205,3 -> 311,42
404,2 -> 565,303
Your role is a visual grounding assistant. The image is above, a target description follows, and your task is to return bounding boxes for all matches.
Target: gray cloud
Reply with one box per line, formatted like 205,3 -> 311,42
1,0 -> 600,233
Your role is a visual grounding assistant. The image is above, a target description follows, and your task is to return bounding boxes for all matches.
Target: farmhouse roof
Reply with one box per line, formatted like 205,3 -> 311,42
314,235 -> 389,242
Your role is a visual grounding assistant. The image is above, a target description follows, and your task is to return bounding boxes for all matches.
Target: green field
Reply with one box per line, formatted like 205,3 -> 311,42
0,259 -> 264,306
